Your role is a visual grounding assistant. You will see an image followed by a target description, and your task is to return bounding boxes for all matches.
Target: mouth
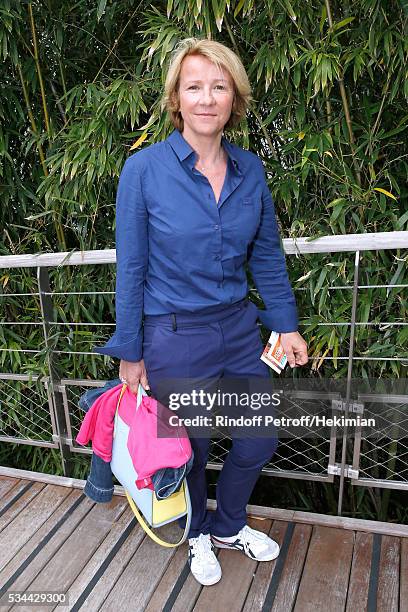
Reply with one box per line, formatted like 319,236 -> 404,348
197,114 -> 216,117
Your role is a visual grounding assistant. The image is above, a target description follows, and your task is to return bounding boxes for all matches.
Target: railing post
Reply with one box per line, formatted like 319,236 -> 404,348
37,266 -> 73,476
337,251 -> 360,514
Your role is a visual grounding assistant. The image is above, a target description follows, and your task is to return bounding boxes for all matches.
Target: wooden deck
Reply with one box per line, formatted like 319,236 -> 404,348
0,474 -> 407,612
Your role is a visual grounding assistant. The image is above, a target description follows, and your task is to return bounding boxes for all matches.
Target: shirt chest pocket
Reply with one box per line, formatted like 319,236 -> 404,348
234,197 -> 262,245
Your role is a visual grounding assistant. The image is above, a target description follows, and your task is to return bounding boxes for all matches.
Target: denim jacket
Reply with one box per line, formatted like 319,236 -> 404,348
79,379 -> 193,502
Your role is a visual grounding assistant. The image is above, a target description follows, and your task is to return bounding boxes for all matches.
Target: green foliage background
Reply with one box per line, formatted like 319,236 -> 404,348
0,0 -> 407,521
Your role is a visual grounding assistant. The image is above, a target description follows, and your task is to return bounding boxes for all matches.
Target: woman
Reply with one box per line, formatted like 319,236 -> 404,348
94,38 -> 308,586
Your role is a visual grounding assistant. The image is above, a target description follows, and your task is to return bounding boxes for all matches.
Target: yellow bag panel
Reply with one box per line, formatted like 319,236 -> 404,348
152,481 -> 187,524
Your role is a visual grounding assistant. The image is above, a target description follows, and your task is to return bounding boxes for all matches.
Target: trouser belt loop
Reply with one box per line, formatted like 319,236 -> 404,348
171,313 -> 177,331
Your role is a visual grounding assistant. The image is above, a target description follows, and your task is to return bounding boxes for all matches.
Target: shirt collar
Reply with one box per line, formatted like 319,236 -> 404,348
167,128 -> 242,174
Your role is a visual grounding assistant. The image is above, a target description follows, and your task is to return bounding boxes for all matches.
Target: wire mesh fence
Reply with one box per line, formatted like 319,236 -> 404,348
0,231 -> 407,513
0,375 -> 58,448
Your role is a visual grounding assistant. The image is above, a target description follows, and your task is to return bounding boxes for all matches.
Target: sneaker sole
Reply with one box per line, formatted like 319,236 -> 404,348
211,539 -> 280,561
190,570 -> 222,586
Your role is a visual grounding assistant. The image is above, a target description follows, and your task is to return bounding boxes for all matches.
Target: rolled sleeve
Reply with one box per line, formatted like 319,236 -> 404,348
93,156 -> 148,362
93,333 -> 143,362
247,160 -> 298,333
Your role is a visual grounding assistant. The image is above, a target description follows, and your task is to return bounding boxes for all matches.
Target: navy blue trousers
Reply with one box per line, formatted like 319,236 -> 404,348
142,298 -> 279,538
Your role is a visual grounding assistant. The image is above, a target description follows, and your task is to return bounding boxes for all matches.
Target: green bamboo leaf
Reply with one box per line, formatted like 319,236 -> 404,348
360,298 -> 371,324
293,63 -> 301,88
234,0 -> 246,17
318,284 -> 328,312
386,261 -> 405,298
314,267 -> 328,297
211,0 -> 223,30
330,200 -> 347,223
380,123 -> 408,139
332,17 -> 356,32
282,0 -> 297,20
97,0 -> 107,21
332,336 -> 339,368
396,210 -> 408,229
319,4 -> 327,32
25,210 -> 56,220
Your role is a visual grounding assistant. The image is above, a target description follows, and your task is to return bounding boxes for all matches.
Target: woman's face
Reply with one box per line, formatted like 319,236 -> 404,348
178,54 -> 235,139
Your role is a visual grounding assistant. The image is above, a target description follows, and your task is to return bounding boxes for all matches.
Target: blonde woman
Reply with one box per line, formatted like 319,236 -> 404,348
95,38 -> 308,586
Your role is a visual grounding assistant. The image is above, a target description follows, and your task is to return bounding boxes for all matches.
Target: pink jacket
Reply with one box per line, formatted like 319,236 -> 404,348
76,384 -> 192,490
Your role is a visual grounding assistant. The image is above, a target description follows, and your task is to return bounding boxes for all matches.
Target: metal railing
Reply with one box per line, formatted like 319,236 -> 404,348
1,230 -> 407,515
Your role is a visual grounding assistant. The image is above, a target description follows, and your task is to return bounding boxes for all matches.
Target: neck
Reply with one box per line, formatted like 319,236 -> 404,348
181,127 -> 224,168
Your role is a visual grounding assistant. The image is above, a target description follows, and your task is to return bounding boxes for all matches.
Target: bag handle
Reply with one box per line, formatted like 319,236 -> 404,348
125,489 -> 191,547
117,383 -> 192,547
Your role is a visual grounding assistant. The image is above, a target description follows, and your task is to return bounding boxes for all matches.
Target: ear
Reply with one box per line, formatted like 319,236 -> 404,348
170,90 -> 179,110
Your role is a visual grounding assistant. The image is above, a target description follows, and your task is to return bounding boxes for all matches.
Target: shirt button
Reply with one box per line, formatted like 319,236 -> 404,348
214,225 -> 219,230
214,255 -> 220,261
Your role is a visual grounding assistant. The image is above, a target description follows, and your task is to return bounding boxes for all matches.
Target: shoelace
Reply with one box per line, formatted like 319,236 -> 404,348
240,525 -> 269,549
190,533 -> 215,564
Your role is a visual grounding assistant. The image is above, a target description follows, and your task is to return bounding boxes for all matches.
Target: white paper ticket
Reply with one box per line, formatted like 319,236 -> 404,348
260,331 -> 287,374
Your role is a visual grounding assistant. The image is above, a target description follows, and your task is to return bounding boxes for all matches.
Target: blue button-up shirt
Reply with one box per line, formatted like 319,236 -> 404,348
93,128 -> 298,362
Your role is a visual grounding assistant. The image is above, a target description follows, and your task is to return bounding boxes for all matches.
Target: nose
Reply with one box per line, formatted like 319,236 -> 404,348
199,86 -> 216,105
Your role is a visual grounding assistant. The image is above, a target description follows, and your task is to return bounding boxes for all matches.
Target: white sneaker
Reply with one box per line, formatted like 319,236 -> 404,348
211,524 -> 280,561
188,533 -> 222,586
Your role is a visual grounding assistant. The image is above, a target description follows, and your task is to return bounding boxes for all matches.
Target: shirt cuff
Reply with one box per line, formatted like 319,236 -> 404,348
92,332 -> 143,362
256,305 -> 299,333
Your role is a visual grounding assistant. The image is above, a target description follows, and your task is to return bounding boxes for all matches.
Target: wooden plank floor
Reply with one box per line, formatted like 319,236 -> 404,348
0,476 -> 407,612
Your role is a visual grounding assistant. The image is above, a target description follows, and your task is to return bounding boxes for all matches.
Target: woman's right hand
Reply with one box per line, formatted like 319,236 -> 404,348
119,359 -> 150,396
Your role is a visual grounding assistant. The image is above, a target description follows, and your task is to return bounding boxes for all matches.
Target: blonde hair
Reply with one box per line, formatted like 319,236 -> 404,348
161,38 -> 252,131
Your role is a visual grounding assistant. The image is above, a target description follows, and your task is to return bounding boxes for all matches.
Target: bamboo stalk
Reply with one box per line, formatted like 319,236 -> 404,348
18,64 -> 66,250
58,57 -> 67,98
25,4 -> 67,251
28,2 -> 51,138
50,80 -> 66,123
17,62 -> 48,176
361,73 -> 391,175
324,0 -> 362,187
326,95 -> 333,134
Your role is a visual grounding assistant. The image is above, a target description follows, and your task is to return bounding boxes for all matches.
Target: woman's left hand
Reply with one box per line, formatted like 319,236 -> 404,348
280,331 -> 309,368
